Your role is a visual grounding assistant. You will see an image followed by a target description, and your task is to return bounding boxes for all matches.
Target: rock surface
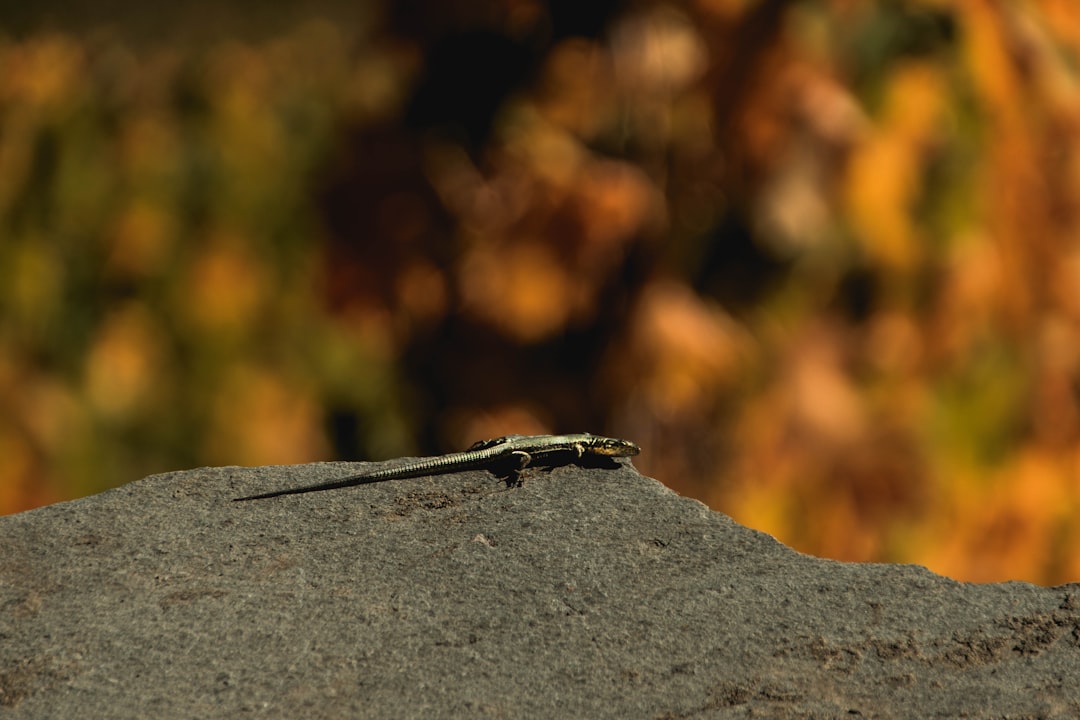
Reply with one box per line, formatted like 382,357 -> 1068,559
2,457 -> 1079,718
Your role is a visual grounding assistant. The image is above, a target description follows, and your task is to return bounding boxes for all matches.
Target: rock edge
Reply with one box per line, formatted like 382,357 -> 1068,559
2,460 -> 1079,718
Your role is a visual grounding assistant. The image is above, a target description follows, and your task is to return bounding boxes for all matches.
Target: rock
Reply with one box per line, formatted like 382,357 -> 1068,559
2,458 -> 1079,717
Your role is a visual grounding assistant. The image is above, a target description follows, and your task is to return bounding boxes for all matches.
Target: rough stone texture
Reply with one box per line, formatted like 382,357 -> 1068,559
2,458 -> 1079,718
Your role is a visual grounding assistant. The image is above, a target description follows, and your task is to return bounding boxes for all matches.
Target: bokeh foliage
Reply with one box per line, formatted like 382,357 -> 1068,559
3,1 -> 1080,584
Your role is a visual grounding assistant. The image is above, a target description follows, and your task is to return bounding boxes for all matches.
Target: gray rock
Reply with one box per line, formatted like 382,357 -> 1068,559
2,458 -> 1079,718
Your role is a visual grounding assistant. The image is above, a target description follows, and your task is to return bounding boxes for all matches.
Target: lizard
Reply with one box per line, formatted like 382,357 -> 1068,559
232,433 -> 641,501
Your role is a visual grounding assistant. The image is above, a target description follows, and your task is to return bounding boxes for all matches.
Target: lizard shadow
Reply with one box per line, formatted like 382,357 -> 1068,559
489,452 -> 624,488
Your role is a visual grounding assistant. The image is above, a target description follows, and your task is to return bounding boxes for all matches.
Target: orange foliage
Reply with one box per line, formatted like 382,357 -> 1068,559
3,3 -> 1080,586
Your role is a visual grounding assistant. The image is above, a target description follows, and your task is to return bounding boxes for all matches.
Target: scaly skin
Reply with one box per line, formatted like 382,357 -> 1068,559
233,433 -> 641,501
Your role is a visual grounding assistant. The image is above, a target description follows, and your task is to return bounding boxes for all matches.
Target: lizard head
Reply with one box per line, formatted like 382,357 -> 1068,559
587,435 -> 641,457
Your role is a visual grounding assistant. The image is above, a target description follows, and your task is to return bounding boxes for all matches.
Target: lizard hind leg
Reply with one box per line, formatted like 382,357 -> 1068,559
496,450 -> 532,489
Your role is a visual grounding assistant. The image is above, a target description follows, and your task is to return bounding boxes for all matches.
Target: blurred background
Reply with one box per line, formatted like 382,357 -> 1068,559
2,0 -> 1080,584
